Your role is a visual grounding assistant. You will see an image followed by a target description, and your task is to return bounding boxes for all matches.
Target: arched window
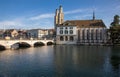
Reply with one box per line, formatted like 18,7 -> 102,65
91,30 -> 94,40
60,30 -> 63,34
65,30 -> 68,34
96,29 -> 98,40
65,36 -> 68,41
70,36 -> 74,41
78,30 -> 80,41
70,30 -> 73,34
60,36 -> 64,41
82,30 -> 85,40
100,30 -> 102,40
87,30 -> 89,40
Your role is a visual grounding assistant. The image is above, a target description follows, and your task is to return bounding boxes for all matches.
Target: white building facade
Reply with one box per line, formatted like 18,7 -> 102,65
77,27 -> 107,45
27,29 -> 48,39
55,6 -> 107,45
56,25 -> 77,44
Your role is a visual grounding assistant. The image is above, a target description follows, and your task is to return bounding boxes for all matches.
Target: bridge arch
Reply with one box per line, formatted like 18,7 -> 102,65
46,41 -> 54,45
0,44 -> 6,50
34,42 -> 45,47
0,39 -> 54,49
12,42 -> 31,48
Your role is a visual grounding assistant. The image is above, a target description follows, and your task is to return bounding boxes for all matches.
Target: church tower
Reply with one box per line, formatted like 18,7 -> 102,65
54,9 -> 59,25
54,5 -> 64,31
58,5 -> 64,24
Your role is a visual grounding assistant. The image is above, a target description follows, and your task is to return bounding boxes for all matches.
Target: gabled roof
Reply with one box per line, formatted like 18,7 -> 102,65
4,29 -> 17,34
60,20 -> 106,28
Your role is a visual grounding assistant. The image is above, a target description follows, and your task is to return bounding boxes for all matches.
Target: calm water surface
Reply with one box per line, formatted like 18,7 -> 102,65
0,45 -> 120,77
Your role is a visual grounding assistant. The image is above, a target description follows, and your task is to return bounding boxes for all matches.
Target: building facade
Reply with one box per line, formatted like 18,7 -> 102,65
27,29 -> 48,39
27,29 -> 55,40
55,6 -> 107,45
4,29 -> 18,39
56,25 -> 77,44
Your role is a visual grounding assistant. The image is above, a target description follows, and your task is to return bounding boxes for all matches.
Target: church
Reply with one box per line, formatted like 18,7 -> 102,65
54,5 -> 107,45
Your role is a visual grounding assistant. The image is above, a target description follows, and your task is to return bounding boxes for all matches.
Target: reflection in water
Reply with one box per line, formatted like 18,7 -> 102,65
0,45 -> 119,77
110,46 -> 120,77
53,45 -> 113,77
0,46 -> 55,77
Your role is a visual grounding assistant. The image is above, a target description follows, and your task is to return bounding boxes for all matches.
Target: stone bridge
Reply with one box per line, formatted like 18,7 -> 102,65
0,39 -> 54,49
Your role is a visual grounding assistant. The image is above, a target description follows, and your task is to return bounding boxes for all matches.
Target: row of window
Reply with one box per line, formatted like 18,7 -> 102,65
60,36 -> 74,41
79,29 -> 103,33
78,30 -> 103,40
60,27 -> 73,29
60,30 -> 73,34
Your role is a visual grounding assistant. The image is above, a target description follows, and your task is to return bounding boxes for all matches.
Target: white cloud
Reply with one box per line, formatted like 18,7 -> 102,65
29,8 -> 92,20
0,21 -> 17,26
116,6 -> 120,9
74,14 -> 92,19
0,8 -> 97,29
0,20 -> 23,28
29,13 -> 54,20
64,8 -> 93,15
64,9 -> 83,14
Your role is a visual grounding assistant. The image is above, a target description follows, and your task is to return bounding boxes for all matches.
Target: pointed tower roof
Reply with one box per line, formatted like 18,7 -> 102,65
59,5 -> 62,8
55,9 -> 59,15
93,11 -> 95,20
59,5 -> 63,13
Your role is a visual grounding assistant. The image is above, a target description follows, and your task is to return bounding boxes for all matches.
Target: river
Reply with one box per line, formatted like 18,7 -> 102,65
0,45 -> 120,77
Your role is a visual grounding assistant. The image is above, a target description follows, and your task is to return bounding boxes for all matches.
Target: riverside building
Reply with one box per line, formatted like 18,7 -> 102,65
54,5 -> 107,45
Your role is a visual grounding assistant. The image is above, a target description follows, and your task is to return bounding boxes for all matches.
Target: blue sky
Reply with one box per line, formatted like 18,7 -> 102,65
0,0 -> 120,29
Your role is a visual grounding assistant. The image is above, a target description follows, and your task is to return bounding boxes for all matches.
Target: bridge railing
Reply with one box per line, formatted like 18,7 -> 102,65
0,38 -> 54,41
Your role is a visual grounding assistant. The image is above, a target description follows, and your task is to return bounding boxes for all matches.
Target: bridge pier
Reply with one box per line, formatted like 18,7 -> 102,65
5,41 -> 11,49
30,44 -> 34,47
5,45 -> 11,49
44,43 -> 47,46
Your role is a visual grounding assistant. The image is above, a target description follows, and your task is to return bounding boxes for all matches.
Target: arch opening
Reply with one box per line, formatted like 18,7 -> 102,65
13,42 -> 31,48
11,43 -> 19,49
19,42 -> 31,48
47,42 -> 54,45
34,42 -> 45,47
0,45 -> 6,51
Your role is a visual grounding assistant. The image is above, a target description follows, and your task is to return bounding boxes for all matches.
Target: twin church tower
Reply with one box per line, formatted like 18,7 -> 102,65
54,5 -> 64,25
54,5 -> 96,26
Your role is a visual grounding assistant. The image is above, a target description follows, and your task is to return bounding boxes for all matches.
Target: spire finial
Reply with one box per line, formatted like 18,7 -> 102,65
93,11 -> 95,20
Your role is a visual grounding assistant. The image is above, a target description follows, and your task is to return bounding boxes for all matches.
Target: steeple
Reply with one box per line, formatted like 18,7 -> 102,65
54,5 -> 64,26
59,5 -> 63,13
54,9 -> 59,25
58,5 -> 64,24
93,11 -> 95,20
55,9 -> 59,15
